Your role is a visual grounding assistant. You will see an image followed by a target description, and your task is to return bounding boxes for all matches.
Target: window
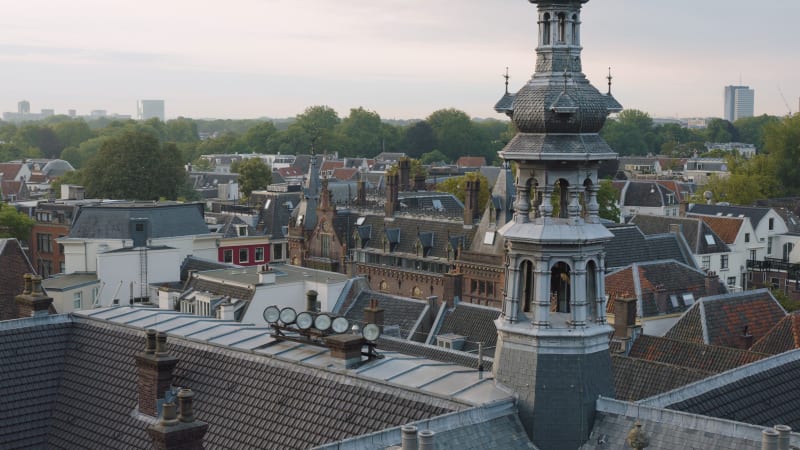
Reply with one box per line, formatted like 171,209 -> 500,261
92,287 -> 99,305
704,234 -> 715,245
727,277 -> 737,287
750,249 -> 757,262
784,243 -> 795,262
701,256 -> 711,270
771,277 -> 780,289
273,244 -> 283,260
321,234 -> 331,258
542,13 -> 551,45
37,233 -> 52,253
768,237 -> 773,255
769,218 -> 775,230
255,247 -> 265,262
223,249 -> 233,263
239,248 -> 249,263
135,223 -> 144,232
745,233 -> 750,243
720,254 -> 729,270
73,292 -> 82,310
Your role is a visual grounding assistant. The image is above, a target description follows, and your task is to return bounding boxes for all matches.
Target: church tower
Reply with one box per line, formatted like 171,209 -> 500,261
492,1 -> 622,449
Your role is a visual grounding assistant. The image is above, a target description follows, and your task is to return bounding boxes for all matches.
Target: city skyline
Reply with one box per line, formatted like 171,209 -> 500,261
1,0 -> 798,120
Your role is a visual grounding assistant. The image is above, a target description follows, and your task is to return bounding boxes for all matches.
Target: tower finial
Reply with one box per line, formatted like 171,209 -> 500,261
607,66 -> 613,95
503,67 -> 510,94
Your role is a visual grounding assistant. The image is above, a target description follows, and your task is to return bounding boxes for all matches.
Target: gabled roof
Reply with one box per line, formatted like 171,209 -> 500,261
358,213 -> 473,259
611,355 -> 710,402
750,313 -> 800,355
664,289 -> 786,349
689,204 -> 771,228
436,303 -> 501,353
605,261 -> 712,318
603,224 -> 693,270
0,162 -> 24,180
628,335 -> 769,374
630,215 -> 729,255
331,167 -> 359,181
455,156 -> 486,168
688,214 -> 743,245
68,203 -> 211,239
343,291 -> 428,341
620,181 -> 677,208
251,191 -> 301,239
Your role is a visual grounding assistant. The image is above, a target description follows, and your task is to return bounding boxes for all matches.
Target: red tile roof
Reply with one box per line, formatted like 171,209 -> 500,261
331,167 -> 359,181
0,163 -> 23,180
321,161 -> 344,172
628,334 -> 769,373
690,215 -> 743,245
455,157 -> 486,168
750,313 -> 800,355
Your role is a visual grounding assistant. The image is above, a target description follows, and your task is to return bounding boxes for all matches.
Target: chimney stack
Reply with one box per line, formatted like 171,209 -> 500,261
463,178 -> 480,226
363,299 -> 384,332
705,271 -> 722,296
413,174 -> 426,191
325,333 -> 365,368
136,330 -> 178,417
762,428 -> 779,450
147,388 -> 209,450
385,173 -> 399,218
613,295 -> 638,339
306,290 -> 318,312
398,158 -> 411,192
15,274 -> 53,318
356,180 -> 367,207
320,178 -> 331,210
775,425 -> 792,450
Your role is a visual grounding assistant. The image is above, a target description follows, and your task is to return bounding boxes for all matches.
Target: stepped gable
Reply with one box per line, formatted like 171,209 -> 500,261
611,355 -> 710,402
664,289 -> 786,349
343,291 -> 428,340
603,224 -> 691,270
628,335 -> 769,374
750,313 -> 800,355
437,303 -> 500,353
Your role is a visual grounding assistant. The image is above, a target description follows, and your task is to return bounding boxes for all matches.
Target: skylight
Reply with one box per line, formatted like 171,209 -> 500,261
682,293 -> 695,305
484,231 -> 496,245
356,217 -> 366,225
704,234 -> 715,245
432,199 -> 444,211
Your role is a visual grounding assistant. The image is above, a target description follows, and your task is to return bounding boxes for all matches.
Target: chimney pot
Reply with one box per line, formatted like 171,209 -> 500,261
156,332 -> 169,355
160,402 -> 179,427
31,275 -> 43,295
401,425 -> 418,450
762,428 -> 779,450
178,388 -> 196,423
775,425 -> 791,450
145,329 -> 158,354
418,430 -> 435,450
23,273 -> 32,295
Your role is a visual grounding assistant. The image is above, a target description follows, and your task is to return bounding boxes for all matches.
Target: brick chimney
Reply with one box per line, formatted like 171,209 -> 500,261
325,333 -> 365,368
385,173 -> 399,218
147,388 -> 209,450
15,274 -> 53,318
136,329 -> 178,417
413,174 -> 426,191
613,295 -> 638,339
398,158 -> 411,192
363,299 -> 384,332
464,178 -> 480,226
705,271 -> 722,296
356,180 -> 367,207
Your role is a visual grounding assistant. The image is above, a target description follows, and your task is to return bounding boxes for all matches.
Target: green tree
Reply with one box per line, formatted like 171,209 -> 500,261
53,120 -> 94,150
600,109 -> 654,156
435,172 -> 490,210
704,118 -> 739,143
165,117 -> 200,143
15,124 -> 62,158
294,105 -> 341,153
401,121 -> 437,157
240,121 -> 277,153
763,114 -> 800,195
420,149 -> 449,165
195,133 -> 245,155
338,107 -> 382,157
0,203 -> 34,242
50,169 -> 85,196
237,158 -> 272,198
83,129 -> 186,200
734,114 -> 780,150
425,108 -> 482,161
597,179 -> 620,223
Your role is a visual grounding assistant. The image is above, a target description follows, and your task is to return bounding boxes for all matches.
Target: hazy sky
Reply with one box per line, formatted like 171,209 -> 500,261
2,0 -> 798,120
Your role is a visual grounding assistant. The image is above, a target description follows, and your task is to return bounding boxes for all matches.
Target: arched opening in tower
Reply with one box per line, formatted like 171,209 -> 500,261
520,260 -> 535,313
550,261 -> 571,313
542,13 -> 551,46
586,260 -> 598,320
556,179 -> 570,219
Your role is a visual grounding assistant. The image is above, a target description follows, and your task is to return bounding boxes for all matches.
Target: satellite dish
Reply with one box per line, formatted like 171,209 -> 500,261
279,307 -> 297,325
331,317 -> 349,334
296,312 -> 313,330
362,323 -> 381,342
263,306 -> 280,324
314,314 -> 332,331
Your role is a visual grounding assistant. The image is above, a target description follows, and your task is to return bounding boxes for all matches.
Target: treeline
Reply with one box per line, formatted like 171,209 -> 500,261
601,110 -> 781,157
0,106 -> 513,170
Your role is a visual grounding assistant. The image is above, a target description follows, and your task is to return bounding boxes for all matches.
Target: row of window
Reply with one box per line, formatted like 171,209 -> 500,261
222,244 -> 284,264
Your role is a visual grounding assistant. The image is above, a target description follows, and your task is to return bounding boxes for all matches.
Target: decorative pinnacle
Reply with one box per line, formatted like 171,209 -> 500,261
607,66 -> 613,95
503,67 -> 510,94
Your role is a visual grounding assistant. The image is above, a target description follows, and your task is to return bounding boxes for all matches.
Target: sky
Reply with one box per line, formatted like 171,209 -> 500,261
1,0 -> 798,121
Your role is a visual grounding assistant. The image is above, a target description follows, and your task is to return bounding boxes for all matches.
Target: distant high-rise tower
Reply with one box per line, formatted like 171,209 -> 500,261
724,85 -> 754,122
138,100 -> 165,122
18,100 -> 30,115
